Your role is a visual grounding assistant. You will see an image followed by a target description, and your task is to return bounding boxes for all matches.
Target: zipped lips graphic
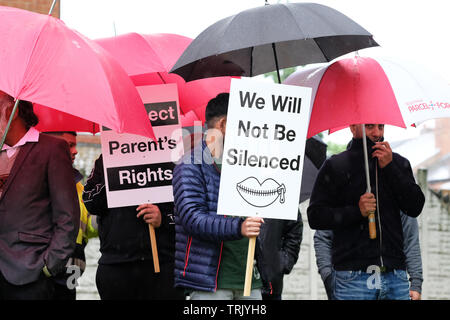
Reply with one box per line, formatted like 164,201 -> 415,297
236,177 -> 286,208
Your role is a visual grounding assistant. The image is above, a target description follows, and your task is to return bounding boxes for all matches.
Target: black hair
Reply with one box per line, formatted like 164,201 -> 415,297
1,94 -> 39,129
18,100 -> 39,129
205,93 -> 229,128
44,131 -> 77,136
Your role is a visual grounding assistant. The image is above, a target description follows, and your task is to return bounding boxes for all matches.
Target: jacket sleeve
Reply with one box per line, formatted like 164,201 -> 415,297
307,159 -> 365,230
313,229 -> 334,283
281,209 -> 303,274
401,213 -> 423,294
172,162 -> 243,242
45,139 -> 80,276
382,156 -> 425,218
156,201 -> 175,231
82,155 -> 108,216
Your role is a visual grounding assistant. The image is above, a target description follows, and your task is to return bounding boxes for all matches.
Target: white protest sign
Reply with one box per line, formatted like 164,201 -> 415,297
101,83 -> 183,208
217,78 -> 311,220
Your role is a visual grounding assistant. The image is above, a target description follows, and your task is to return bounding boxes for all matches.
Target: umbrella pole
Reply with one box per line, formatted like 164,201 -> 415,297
48,0 -> 58,15
0,99 -> 20,151
361,124 -> 377,239
271,43 -> 281,84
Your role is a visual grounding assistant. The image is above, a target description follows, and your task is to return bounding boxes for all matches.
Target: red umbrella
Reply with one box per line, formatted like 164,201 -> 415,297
96,33 -> 234,125
0,6 -> 155,141
284,56 -> 450,138
285,55 -> 450,239
34,104 -> 99,134
35,33 -> 234,134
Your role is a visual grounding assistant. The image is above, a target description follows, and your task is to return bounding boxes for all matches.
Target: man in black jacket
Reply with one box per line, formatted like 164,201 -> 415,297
257,211 -> 303,300
82,155 -> 184,300
307,124 -> 425,300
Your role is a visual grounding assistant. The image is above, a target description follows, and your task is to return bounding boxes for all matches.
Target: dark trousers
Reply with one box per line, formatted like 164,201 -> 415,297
0,271 -> 54,300
96,260 -> 185,300
52,281 -> 76,300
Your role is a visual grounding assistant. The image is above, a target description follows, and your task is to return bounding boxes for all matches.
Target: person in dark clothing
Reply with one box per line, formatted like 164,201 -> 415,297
0,93 -> 79,300
82,155 -> 184,300
257,211 -> 303,300
45,131 -> 98,300
307,124 -> 425,300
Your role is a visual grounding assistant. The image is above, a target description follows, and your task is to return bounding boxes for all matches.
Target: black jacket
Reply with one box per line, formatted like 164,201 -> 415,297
307,138 -> 425,271
256,211 -> 303,297
82,155 -> 176,266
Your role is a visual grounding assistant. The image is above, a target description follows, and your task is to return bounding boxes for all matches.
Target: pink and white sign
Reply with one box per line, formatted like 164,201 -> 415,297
101,83 -> 184,208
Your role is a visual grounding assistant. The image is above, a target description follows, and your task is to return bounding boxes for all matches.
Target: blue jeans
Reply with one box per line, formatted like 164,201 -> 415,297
334,269 -> 410,300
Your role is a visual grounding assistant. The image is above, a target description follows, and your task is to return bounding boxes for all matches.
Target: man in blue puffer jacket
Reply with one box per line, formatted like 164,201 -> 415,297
172,93 -> 264,300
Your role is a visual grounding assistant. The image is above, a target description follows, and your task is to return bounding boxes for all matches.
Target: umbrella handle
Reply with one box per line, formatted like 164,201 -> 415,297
368,212 -> 377,239
361,124 -> 377,239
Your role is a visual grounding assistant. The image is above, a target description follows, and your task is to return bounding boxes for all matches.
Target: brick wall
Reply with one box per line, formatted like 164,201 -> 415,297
0,0 -> 60,17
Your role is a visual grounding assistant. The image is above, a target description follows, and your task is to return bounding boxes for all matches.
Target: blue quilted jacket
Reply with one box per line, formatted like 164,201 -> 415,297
172,140 -> 243,292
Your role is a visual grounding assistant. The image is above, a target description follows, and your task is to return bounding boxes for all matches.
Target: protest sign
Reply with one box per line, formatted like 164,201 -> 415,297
100,83 -> 183,209
100,83 -> 183,272
217,78 -> 312,221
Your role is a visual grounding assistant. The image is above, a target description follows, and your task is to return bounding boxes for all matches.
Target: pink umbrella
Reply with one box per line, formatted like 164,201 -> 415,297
96,32 -> 234,125
0,6 -> 155,143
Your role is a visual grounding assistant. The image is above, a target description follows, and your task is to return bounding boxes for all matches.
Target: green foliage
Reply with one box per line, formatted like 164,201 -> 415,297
264,67 -> 297,83
327,141 -> 346,156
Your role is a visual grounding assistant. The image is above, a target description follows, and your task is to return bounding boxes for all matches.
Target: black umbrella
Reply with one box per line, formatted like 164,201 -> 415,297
170,2 -> 378,82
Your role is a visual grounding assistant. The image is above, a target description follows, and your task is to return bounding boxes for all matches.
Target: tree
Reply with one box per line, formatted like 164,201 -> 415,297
264,67 -> 297,83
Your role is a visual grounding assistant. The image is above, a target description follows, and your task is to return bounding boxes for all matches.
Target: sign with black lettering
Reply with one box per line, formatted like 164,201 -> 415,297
101,83 -> 183,208
145,101 -> 179,127
217,78 -> 312,220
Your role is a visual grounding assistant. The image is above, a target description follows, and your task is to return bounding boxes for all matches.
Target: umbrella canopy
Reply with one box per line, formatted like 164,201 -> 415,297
96,32 -> 192,85
170,2 -> 378,81
34,104 -> 99,134
284,55 -> 450,138
96,32 -> 234,123
0,6 -> 154,140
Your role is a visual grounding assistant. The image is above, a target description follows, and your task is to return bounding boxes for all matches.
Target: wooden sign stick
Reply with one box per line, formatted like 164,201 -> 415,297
148,225 -> 160,273
243,236 -> 256,296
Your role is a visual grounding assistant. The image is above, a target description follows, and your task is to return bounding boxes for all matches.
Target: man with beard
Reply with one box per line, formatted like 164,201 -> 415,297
307,124 -> 425,300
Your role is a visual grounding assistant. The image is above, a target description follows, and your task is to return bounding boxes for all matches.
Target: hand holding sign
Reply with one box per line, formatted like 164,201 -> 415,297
136,203 -> 162,228
241,216 -> 264,238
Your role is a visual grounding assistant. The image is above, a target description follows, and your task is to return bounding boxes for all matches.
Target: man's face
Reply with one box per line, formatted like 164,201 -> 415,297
0,93 -> 13,140
55,133 -> 78,164
351,124 -> 384,142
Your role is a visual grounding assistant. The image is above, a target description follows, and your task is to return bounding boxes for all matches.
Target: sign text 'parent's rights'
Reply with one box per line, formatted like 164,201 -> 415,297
101,83 -> 183,208
217,78 -> 312,220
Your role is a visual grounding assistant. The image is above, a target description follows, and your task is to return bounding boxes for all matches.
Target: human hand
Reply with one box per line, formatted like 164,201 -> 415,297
410,290 -> 421,300
136,204 -> 162,228
372,141 -> 393,168
359,193 -> 376,217
241,216 -> 264,238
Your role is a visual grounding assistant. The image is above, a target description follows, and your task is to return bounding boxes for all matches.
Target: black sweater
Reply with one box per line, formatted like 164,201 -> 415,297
307,138 -> 425,271
82,155 -> 176,266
